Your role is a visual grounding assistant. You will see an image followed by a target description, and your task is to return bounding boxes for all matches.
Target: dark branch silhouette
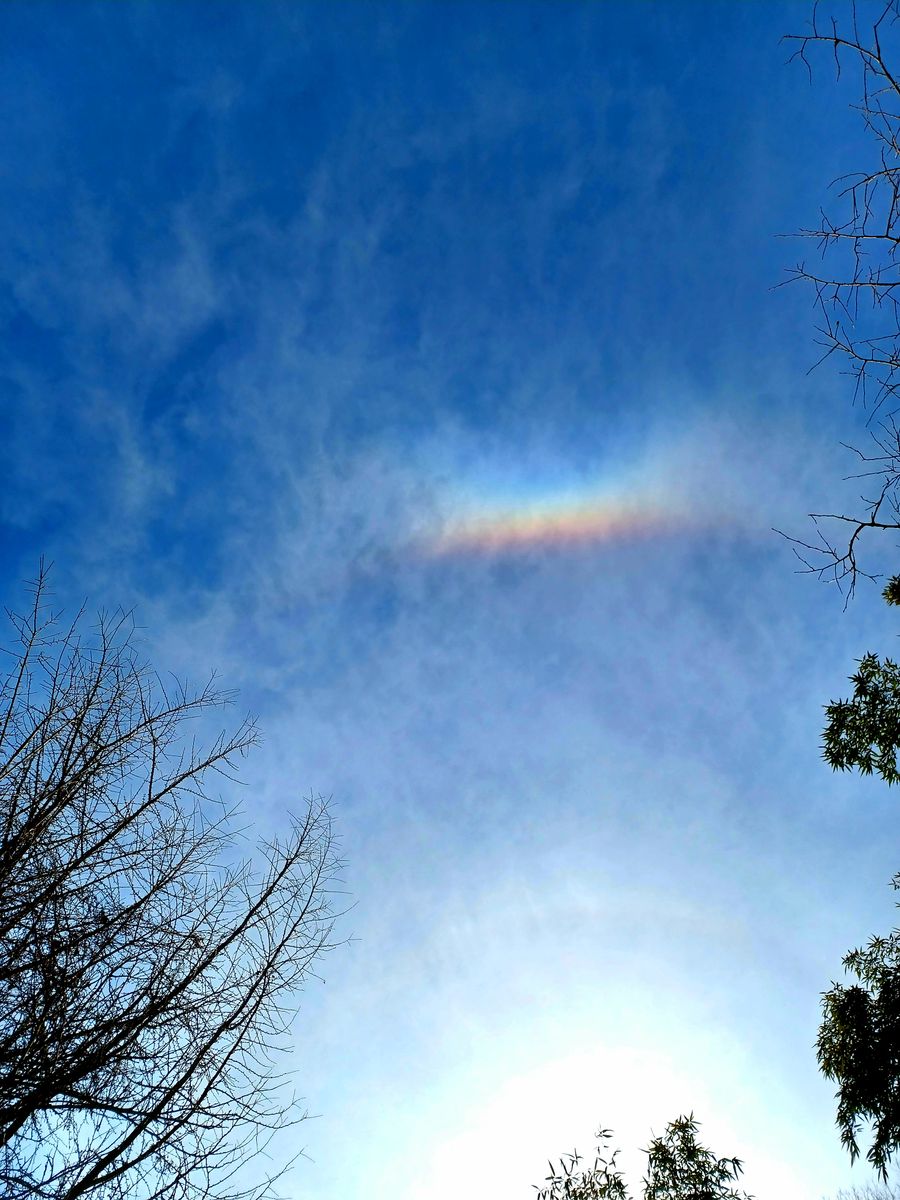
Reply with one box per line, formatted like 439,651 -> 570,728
0,565 -> 341,1200
781,1 -> 900,595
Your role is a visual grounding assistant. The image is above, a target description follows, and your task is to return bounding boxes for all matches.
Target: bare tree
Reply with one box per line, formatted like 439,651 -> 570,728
783,1 -> 900,595
0,566 -> 340,1200
827,1184 -> 900,1199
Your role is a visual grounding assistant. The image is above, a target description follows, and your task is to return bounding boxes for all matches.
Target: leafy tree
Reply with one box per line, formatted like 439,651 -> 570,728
814,581 -> 900,1181
0,567 -> 340,1200
642,1116 -> 751,1200
822,574 -> 900,785
534,1126 -> 627,1200
818,873 -> 900,1179
534,1115 -> 752,1200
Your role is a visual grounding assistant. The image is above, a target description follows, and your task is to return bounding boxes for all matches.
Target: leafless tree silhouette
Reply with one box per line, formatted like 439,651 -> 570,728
828,1184 -> 900,1199
0,565 -> 340,1200
783,1 -> 900,595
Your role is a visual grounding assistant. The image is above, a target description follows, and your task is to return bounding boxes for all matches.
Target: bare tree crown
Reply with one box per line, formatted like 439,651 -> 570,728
0,567 -> 339,1200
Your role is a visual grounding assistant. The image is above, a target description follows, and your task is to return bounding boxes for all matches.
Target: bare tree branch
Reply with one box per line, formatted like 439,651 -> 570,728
0,565 -> 342,1200
783,2 -> 900,590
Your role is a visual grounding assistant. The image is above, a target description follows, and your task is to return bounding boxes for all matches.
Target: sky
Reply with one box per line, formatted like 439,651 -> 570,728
5,2 -> 900,1197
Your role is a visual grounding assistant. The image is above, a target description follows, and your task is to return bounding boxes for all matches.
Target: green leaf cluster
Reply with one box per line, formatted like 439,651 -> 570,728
824,653 -> 900,784
818,878 -> 900,1179
534,1116 -> 751,1200
643,1115 -> 750,1200
534,1128 -> 627,1200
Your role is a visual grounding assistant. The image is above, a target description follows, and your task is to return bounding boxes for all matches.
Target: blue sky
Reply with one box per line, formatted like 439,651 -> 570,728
4,2 -> 900,1197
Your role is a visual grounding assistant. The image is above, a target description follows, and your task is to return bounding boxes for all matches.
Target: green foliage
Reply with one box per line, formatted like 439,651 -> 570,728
643,1115 -> 750,1200
818,877 -> 900,1180
534,1116 -> 752,1200
534,1128 -> 627,1199
823,653 -> 900,784
818,574 -> 900,1177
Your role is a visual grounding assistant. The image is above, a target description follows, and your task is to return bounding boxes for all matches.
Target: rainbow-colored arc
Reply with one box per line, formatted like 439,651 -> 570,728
425,495 -> 684,555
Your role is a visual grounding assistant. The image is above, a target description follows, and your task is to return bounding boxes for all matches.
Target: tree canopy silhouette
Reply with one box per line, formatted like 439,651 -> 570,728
818,882 -> 900,1179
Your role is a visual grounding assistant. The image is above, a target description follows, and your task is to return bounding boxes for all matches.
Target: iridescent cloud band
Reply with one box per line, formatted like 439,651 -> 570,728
424,496 -> 685,555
